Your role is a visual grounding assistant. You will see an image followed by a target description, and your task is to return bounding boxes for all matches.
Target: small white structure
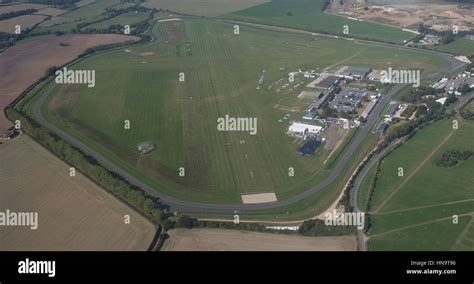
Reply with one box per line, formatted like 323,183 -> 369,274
288,122 -> 322,135
436,97 -> 447,105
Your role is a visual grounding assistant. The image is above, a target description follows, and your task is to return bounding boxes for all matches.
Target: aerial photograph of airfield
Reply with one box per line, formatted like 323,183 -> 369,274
0,0 -> 473,251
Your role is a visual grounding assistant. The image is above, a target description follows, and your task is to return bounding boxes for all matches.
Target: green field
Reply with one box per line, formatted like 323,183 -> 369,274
82,11 -> 149,31
142,0 -> 270,16
33,0 -> 123,34
430,38 -> 474,57
227,0 -> 415,43
361,117 -> 474,250
39,17 -> 450,205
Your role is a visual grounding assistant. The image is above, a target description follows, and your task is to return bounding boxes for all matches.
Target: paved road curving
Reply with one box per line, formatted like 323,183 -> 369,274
31,20 -> 466,215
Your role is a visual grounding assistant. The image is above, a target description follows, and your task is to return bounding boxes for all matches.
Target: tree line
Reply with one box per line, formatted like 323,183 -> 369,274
0,9 -> 37,21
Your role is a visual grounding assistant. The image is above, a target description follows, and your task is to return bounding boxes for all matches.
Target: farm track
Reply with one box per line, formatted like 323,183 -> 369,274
31,18 -> 466,216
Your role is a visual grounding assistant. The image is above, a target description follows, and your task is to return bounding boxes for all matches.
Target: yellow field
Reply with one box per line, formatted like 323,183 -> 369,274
0,135 -> 156,250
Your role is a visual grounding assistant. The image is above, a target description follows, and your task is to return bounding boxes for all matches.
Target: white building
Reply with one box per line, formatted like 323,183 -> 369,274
436,97 -> 447,105
288,122 -> 322,135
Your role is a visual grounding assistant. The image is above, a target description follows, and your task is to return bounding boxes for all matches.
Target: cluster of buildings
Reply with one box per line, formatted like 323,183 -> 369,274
430,68 -> 474,97
285,66 -> 381,155
417,34 -> 441,45
329,88 -> 378,115
374,102 -> 400,134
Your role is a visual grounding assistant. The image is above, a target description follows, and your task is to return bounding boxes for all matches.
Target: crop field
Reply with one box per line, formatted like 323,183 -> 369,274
430,38 -> 474,57
33,0 -> 122,34
0,135 -> 156,250
362,118 -> 474,250
0,3 -> 47,14
227,0 -> 415,43
34,7 -> 67,16
0,14 -> 46,33
0,33 -> 138,132
82,11 -> 149,30
141,0 -> 270,16
162,228 -> 357,251
40,17 -> 450,205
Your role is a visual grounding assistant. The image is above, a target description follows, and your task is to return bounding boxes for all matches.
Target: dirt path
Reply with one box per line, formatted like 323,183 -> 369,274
374,198 -> 474,216
450,215 -> 473,251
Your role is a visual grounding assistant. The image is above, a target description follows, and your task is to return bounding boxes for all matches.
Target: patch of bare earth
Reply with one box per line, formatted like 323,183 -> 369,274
0,135 -> 156,250
329,1 -> 474,32
0,15 -> 47,33
162,229 -> 357,251
0,34 -> 139,132
34,7 -> 67,16
0,3 -> 47,14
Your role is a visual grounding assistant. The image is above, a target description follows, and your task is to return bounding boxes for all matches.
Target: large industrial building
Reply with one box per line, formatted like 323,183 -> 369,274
288,122 -> 323,136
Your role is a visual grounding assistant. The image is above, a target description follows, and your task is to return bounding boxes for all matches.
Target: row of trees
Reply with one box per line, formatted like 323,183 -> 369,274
27,0 -> 80,8
0,8 -> 37,21
175,215 -> 357,237
78,6 -> 155,35
299,219 -> 356,236
437,150 -> 474,168
174,215 -> 273,232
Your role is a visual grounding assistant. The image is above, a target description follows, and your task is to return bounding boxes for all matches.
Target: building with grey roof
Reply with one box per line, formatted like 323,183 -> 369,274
338,66 -> 372,80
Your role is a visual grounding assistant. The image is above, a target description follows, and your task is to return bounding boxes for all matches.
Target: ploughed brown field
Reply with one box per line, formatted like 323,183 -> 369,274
162,229 -> 357,251
0,14 -> 47,33
0,3 -> 48,14
0,34 -> 138,132
0,135 -> 156,250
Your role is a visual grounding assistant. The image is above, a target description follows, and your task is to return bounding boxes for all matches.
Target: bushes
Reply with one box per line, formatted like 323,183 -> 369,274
0,9 -> 37,21
437,150 -> 474,168
299,219 -> 356,236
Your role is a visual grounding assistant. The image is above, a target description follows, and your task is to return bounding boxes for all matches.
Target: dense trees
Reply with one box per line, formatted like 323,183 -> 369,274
0,9 -> 37,21
27,0 -> 80,8
437,150 -> 474,168
299,219 -> 356,236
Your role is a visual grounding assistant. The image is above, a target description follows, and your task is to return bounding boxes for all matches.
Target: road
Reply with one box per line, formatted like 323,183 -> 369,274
349,94 -> 473,251
31,19 -> 466,215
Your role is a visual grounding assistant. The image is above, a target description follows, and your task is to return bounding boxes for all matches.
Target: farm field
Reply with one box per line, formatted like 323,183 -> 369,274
227,0 -> 415,43
0,33 -> 138,132
162,228 -> 357,251
82,11 -> 149,30
34,7 -> 67,16
41,17 -> 451,205
0,3 -> 47,14
0,14 -> 46,33
362,117 -> 474,250
141,0 -> 270,16
430,38 -> 474,57
0,135 -> 156,250
33,0 -> 122,34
